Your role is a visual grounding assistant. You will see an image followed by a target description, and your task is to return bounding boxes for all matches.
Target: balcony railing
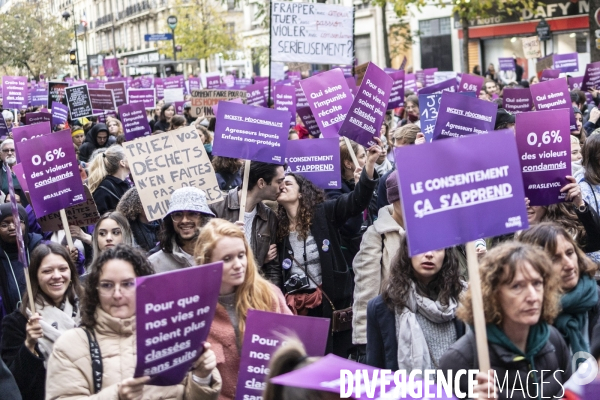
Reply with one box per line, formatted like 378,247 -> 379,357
96,13 -> 113,28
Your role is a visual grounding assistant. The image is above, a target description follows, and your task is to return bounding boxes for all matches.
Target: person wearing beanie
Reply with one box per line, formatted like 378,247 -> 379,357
0,203 -> 43,332
149,187 -> 215,273
349,170 -> 405,363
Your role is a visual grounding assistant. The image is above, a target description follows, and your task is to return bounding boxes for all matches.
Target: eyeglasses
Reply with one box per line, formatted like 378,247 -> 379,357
171,211 -> 203,223
0,220 -> 24,230
97,280 -> 136,296
1,149 -> 15,154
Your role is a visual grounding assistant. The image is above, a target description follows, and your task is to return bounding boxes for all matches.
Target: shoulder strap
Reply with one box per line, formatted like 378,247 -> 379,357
97,184 -> 121,201
82,328 -> 103,394
289,253 -> 337,311
585,181 -> 599,212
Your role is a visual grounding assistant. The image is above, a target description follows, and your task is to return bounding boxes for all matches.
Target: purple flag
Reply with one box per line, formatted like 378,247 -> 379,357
213,101 -> 289,164
284,137 -> 341,189
105,82 -> 127,107
2,76 -> 28,108
154,78 -> 165,100
118,103 -> 152,141
128,89 -> 156,109
582,61 -> 600,91
245,81 -> 267,107
458,74 -> 484,94
553,53 -> 579,73
299,68 -> 353,138
499,57 -> 516,71
31,88 -> 48,107
387,70 -> 405,110
338,63 -> 393,148
17,129 -> 85,216
89,89 -> 116,110
65,84 -> 93,119
234,310 -> 329,400
24,112 -> 51,125
134,262 -> 222,386
395,131 -> 528,256
296,107 -> 321,137
51,102 -> 70,126
104,58 -> 121,77
540,69 -> 561,82
530,78 -> 576,131
515,109 -> 571,206
432,92 -> 497,141
503,88 -> 533,114
273,85 -> 296,126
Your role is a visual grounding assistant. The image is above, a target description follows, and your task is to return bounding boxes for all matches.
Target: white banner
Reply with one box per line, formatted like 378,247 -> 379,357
270,1 -> 353,65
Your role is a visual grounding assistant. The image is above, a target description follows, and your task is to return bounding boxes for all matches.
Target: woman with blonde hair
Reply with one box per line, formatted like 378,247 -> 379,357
87,145 -> 131,215
195,219 -> 291,400
105,117 -> 123,139
440,241 -> 571,399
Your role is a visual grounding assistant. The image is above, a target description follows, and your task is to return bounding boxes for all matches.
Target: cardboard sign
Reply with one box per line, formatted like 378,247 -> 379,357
2,76 -> 28,109
553,53 -> 579,73
25,112 -> 51,125
270,1 -> 353,65
105,82 -> 127,107
118,103 -> 152,141
127,89 -> 156,109
581,61 -> 600,91
296,107 -> 321,137
234,310 -> 329,400
530,78 -> 576,131
124,125 -> 223,221
273,84 -> 296,126
16,129 -> 85,217
65,84 -> 93,119
213,101 -> 289,164
432,92 -> 497,141
515,109 -> 571,206
299,68 -> 353,138
338,62 -> 393,148
48,81 -> 69,107
134,262 -> 222,386
284,137 -> 341,189
89,89 -> 116,110
190,90 -> 247,117
37,186 -> 100,231
395,131 -> 528,256
522,36 -> 542,59
503,88 -> 533,114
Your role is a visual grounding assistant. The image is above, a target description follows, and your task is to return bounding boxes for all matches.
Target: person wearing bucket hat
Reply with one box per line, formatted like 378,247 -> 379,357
0,203 -> 44,331
149,187 -> 215,273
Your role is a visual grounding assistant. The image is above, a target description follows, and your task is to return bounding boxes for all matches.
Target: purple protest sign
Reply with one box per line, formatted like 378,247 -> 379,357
164,76 -> 184,90
395,131 -> 528,255
300,68 -> 353,139
530,78 -> 576,131
246,81 -> 267,107
12,121 -> 51,147
174,101 -> 185,115
206,75 -> 221,89
188,77 -> 201,93
89,89 -> 116,110
515,109 -> 570,206
419,93 -> 441,143
284,137 -> 341,189
128,89 -> 156,109
24,112 -> 51,125
503,88 -> 533,114
553,53 -> 578,73
105,82 -> 127,107
118,103 -> 152,141
213,101 -> 289,164
234,310 -> 329,400
388,70 -> 405,110
338,63 -> 393,147
540,69 -> 561,82
423,68 -> 438,87
134,262 -> 222,386
582,61 -> 600,91
499,57 -> 516,71
154,78 -> 164,100
31,88 -> 48,107
51,102 -> 70,126
273,85 -> 296,126
458,74 -> 484,94
432,92 -> 497,141
17,129 -> 85,216
2,76 -> 28,108
102,58 -> 121,77
419,78 -> 457,95
65,84 -> 93,119
234,78 -> 252,88
296,107 -> 321,137
12,164 -> 28,192
212,98 -> 243,117
405,73 -> 416,93
295,81 -> 308,108
568,76 -> 583,91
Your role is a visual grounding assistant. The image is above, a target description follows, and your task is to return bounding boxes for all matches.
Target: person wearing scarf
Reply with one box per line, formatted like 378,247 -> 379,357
441,242 -> 571,400
1,243 -> 82,400
518,223 -> 600,356
366,235 -> 466,372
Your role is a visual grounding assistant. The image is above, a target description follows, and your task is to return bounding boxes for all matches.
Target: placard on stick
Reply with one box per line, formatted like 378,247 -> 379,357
124,125 -> 223,221
65,84 -> 93,119
190,89 -> 247,117
37,186 -> 100,231
284,137 -> 341,189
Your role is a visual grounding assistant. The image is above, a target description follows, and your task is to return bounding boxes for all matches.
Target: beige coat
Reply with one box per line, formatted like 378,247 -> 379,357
45,307 -> 221,400
352,205 -> 404,345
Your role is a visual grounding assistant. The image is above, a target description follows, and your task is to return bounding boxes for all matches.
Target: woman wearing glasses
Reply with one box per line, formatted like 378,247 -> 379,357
1,243 -> 82,400
149,187 -> 214,273
46,245 -> 222,399
88,145 -> 131,215
0,139 -> 29,208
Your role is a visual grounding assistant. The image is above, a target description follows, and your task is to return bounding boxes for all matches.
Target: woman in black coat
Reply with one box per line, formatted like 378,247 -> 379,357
87,145 -> 131,215
276,138 -> 381,357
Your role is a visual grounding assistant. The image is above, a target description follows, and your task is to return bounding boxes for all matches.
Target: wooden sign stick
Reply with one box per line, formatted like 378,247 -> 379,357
238,160 -> 252,223
466,241 -> 491,372
343,137 -> 359,170
59,209 -> 75,250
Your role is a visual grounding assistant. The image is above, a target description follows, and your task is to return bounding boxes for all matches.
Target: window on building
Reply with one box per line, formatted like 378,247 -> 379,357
419,17 -> 453,71
355,34 -> 371,65
576,32 -> 588,54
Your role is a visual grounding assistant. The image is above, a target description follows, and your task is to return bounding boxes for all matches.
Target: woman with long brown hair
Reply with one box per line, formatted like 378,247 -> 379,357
212,156 -> 243,191
195,219 -> 290,400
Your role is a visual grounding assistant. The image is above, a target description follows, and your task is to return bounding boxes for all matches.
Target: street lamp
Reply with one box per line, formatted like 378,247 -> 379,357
62,10 -> 81,79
